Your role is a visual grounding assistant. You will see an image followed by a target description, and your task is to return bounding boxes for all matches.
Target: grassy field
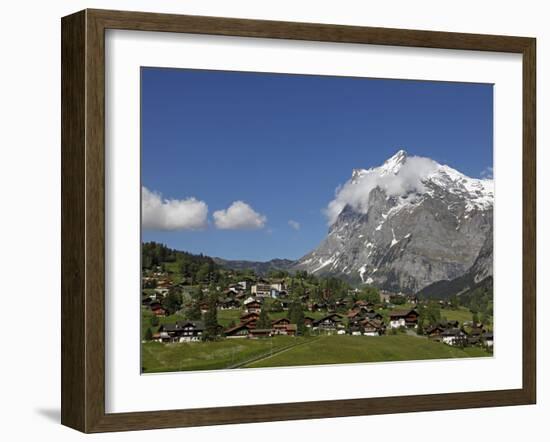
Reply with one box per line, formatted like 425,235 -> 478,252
244,335 -> 490,369
141,334 -> 490,373
142,336 -> 306,373
439,307 -> 474,324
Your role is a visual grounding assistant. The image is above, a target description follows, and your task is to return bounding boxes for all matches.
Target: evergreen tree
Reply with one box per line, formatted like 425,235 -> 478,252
417,317 -> 425,335
186,302 -> 202,320
256,308 -> 272,329
144,327 -> 153,341
288,300 -> 306,335
162,290 -> 183,315
203,296 -> 219,340
425,301 -> 441,325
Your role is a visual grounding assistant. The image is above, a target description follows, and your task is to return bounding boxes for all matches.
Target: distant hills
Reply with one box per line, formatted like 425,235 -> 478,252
212,257 -> 295,276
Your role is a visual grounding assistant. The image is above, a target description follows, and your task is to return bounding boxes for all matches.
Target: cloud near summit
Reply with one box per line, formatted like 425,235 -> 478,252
325,155 -> 439,225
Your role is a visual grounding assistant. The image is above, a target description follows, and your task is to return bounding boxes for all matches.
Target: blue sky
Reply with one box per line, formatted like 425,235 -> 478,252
141,68 -> 493,261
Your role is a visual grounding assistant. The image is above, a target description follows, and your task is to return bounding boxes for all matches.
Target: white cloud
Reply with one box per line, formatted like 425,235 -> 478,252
142,186 -> 208,230
288,220 -> 301,230
213,201 -> 267,230
325,156 -> 439,225
480,166 -> 493,179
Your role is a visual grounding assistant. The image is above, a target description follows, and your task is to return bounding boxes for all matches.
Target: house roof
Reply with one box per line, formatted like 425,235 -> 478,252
313,313 -> 343,325
224,322 -> 252,335
441,328 -> 465,337
361,318 -> 384,328
389,309 -> 418,318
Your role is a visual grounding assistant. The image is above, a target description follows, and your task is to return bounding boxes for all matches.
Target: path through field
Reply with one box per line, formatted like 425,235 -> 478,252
228,336 -> 323,369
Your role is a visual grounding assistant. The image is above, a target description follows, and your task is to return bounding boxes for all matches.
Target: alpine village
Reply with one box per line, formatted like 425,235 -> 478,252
141,242 -> 493,373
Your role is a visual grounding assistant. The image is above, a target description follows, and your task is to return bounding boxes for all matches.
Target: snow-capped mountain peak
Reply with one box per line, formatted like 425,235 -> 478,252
295,150 -> 494,295
380,149 -> 408,175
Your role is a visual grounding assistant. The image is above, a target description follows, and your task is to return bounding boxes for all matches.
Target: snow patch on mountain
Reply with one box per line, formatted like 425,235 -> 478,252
324,150 -> 493,226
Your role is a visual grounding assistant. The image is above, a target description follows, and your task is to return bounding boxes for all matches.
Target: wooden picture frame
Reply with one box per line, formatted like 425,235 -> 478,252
61,8 -> 536,433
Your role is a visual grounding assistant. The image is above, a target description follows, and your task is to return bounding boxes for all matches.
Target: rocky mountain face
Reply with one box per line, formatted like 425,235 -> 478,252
293,150 -> 493,294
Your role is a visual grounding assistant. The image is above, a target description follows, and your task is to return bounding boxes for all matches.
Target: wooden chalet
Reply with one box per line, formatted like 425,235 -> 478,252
361,319 -> 385,336
157,320 -> 204,342
271,317 -> 291,327
441,328 -> 468,347
149,301 -> 167,317
426,324 -> 446,340
271,318 -> 297,336
245,300 -> 262,314
276,323 -> 297,336
224,321 -> 253,339
220,297 -> 240,309
388,309 -> 419,329
312,313 -> 344,332
249,328 -> 273,338
240,312 -> 260,327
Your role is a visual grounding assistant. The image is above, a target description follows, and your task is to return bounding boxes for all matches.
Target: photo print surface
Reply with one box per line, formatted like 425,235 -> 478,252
140,67 -> 494,373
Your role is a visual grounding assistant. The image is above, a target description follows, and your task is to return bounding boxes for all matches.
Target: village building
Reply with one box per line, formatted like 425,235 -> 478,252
157,320 -> 204,343
312,313 -> 344,333
224,321 -> 253,339
244,299 -> 262,314
199,301 -> 210,314
270,280 -> 286,292
426,324 -> 446,341
270,318 -> 297,336
149,301 -> 167,317
249,328 -> 273,338
240,312 -> 260,327
251,279 -> 272,298
304,316 -> 315,328
228,283 -> 245,293
361,319 -> 386,336
388,309 -> 419,329
219,297 -> 240,310
441,328 -> 468,347
482,332 -> 494,348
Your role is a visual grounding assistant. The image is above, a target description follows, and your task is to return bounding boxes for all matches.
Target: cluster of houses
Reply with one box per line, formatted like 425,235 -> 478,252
425,321 -> 493,348
142,273 -> 493,349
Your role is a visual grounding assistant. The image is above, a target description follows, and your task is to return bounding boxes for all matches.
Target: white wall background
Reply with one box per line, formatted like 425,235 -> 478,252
0,0 -> 546,440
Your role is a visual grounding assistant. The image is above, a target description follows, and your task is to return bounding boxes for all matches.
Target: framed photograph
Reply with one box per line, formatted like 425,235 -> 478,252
61,9 -> 536,433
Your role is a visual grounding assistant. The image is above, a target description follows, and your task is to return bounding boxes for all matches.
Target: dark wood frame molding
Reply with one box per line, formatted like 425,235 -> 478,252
61,9 -> 536,433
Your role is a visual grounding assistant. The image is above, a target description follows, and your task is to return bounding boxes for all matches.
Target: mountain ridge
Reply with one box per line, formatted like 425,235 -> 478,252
293,150 -> 493,294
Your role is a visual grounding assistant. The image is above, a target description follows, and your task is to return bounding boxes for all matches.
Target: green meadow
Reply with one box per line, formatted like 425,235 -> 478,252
141,334 -> 490,373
